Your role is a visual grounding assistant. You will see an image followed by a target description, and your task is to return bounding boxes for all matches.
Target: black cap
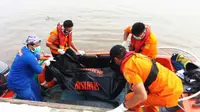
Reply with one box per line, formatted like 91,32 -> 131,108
110,45 -> 127,62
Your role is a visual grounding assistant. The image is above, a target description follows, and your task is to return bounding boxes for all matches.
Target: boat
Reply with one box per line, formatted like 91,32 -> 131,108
0,46 -> 200,112
157,47 -> 200,112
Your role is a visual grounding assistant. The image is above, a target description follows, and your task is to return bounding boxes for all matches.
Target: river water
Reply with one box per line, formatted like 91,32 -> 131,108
0,0 -> 200,64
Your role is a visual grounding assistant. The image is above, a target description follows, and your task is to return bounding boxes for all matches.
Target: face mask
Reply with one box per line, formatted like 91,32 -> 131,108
133,29 -> 146,40
64,30 -> 70,35
33,46 -> 41,53
62,26 -> 70,35
133,35 -> 142,40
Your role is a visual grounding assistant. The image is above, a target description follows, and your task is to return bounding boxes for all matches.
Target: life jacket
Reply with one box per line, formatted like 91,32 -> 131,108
120,52 -> 159,94
130,25 -> 151,53
56,24 -> 72,49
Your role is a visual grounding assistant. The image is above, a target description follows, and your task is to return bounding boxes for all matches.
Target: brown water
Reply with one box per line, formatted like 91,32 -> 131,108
0,0 -> 200,65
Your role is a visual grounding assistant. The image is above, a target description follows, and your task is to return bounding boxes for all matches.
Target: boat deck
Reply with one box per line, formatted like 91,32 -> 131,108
0,98 -> 109,112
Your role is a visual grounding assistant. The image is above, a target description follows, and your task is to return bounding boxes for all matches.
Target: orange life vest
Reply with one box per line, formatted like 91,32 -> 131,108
130,26 -> 151,53
57,24 -> 72,49
47,25 -> 73,54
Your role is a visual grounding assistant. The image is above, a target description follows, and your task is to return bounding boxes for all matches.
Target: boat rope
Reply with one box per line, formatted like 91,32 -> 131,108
178,103 -> 185,111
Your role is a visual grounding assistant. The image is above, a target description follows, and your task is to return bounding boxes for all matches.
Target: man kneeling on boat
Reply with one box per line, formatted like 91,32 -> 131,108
46,20 -> 85,60
122,22 -> 158,59
7,35 -> 53,101
107,45 -> 183,112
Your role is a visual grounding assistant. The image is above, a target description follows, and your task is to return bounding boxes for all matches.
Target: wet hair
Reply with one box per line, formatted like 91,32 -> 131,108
131,22 -> 145,36
63,20 -> 73,28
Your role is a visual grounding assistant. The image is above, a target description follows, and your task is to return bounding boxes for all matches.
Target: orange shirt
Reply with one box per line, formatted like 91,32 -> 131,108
124,26 -> 132,34
46,29 -> 71,54
124,26 -> 157,58
122,53 -> 183,98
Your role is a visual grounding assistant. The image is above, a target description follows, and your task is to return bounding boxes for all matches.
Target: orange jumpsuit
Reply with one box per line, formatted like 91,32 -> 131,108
121,53 -> 183,112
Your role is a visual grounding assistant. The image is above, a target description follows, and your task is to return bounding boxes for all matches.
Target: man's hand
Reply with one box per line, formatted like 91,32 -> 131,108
44,60 -> 51,66
107,103 -> 128,112
121,41 -> 127,47
57,49 -> 65,55
121,41 -> 130,51
78,50 -> 85,55
48,57 -> 56,62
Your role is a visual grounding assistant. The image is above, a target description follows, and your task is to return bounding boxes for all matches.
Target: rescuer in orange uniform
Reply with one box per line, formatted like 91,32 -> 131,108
122,22 -> 157,58
46,20 -> 85,58
107,45 -> 183,112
